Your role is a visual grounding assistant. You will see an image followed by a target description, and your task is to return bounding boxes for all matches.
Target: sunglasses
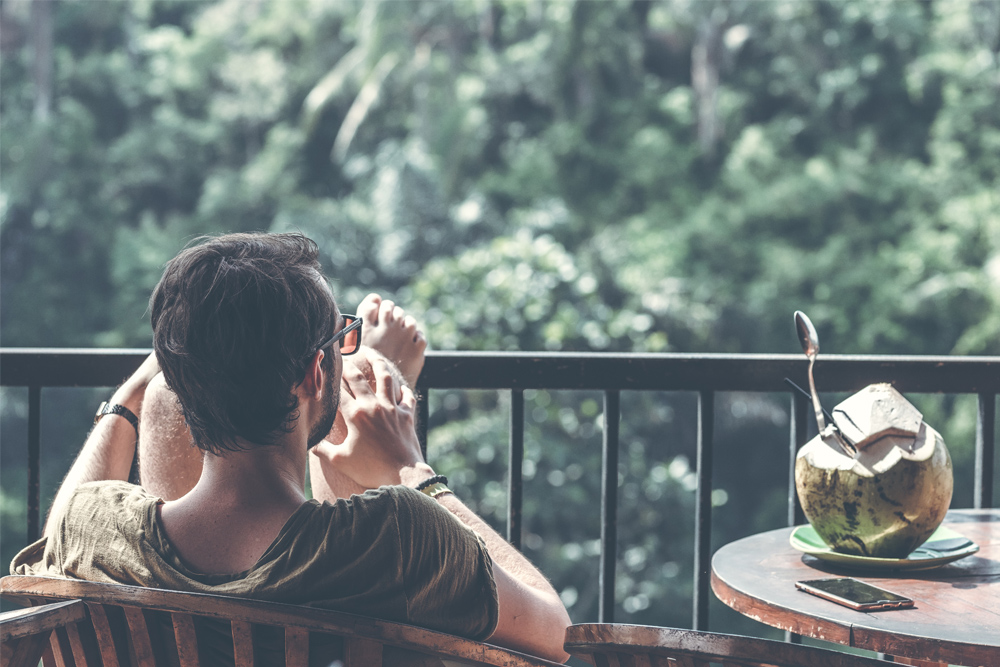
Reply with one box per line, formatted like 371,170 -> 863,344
316,315 -> 363,357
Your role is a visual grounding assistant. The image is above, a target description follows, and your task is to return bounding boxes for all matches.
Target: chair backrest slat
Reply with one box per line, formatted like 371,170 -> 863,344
630,654 -> 652,667
122,606 -> 156,667
344,636 -> 384,667
65,619 -> 94,667
52,622 -> 93,667
4,632 -> 50,667
284,626 -> 308,667
658,656 -> 688,667
231,619 -> 254,667
84,603 -> 120,667
592,654 -> 618,667
49,626 -> 72,667
172,613 -> 201,667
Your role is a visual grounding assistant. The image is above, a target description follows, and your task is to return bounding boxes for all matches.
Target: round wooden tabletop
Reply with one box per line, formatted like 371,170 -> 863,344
711,509 -> 1000,667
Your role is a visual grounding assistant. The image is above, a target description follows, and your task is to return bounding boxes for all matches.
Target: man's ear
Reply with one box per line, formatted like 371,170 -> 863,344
301,349 -> 326,399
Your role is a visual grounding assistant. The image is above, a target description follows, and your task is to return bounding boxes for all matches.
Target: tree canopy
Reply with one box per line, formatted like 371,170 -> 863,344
3,0 -> 997,355
2,0 -> 998,632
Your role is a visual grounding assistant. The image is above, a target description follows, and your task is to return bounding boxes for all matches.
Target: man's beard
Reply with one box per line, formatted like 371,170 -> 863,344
307,370 -> 339,449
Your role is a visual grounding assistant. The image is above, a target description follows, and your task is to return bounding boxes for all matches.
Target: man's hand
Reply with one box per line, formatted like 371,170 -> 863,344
323,351 -> 433,489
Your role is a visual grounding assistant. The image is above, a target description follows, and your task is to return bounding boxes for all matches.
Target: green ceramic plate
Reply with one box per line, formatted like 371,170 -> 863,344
789,525 -> 979,571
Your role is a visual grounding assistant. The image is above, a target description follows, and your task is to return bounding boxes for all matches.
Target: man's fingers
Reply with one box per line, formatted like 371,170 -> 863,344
358,293 -> 382,325
399,385 -> 417,411
379,299 -> 397,323
371,356 -> 400,403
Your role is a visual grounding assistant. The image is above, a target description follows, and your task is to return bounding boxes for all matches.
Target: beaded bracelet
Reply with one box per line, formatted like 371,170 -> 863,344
415,474 -> 449,491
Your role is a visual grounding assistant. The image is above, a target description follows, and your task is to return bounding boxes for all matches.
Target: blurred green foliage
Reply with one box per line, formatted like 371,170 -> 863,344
2,0 -> 998,634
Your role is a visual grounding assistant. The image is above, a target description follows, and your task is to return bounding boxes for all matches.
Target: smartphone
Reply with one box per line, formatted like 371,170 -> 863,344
795,578 -> 914,611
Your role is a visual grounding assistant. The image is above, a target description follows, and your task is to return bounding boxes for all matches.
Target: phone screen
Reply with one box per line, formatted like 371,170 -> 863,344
796,578 -> 912,606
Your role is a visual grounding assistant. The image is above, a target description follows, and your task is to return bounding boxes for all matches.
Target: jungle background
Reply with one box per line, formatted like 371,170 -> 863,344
2,0 -> 999,644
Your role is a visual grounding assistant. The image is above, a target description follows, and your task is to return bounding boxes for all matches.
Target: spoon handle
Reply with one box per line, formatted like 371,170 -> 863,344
783,378 -> 835,424
807,357 -> 826,432
807,360 -> 857,456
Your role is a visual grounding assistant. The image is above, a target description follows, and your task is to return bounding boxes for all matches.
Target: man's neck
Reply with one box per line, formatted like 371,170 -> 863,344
158,435 -> 310,575
196,436 -> 308,507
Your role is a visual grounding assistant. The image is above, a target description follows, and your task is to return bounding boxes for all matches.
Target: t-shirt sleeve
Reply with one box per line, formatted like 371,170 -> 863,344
391,488 -> 499,640
10,481 -> 160,585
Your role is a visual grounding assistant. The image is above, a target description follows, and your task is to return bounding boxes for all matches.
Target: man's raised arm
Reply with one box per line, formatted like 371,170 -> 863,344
315,352 -> 571,662
44,354 -> 161,538
433,492 -> 572,662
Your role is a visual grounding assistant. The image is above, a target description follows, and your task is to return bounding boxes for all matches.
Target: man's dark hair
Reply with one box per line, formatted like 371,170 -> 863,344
150,233 -> 337,454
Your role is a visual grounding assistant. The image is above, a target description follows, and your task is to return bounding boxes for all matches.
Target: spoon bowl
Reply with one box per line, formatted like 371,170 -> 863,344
794,310 -> 819,360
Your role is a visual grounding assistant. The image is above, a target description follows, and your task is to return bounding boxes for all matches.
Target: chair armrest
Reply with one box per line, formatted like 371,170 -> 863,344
0,599 -> 87,642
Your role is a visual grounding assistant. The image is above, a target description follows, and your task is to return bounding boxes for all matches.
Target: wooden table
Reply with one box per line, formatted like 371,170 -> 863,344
711,509 -> 999,667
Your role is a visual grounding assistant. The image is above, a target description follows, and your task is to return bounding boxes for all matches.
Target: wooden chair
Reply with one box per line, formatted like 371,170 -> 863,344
564,623 -> 896,667
2,599 -> 88,667
1,575 -> 563,667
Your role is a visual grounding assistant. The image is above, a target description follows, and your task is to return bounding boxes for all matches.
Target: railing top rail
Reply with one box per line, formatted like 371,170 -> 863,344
3,348 -> 999,393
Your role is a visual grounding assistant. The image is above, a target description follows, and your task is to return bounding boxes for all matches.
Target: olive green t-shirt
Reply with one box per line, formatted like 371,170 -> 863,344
11,481 -> 498,640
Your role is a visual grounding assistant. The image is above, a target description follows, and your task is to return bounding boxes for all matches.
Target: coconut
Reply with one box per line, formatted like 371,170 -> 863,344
795,384 -> 953,558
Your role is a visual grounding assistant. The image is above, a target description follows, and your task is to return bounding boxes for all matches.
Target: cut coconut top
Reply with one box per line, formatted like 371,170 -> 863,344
831,383 -> 923,449
798,423 -> 938,477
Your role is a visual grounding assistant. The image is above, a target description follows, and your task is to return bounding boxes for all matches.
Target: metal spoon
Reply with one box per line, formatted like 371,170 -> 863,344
794,311 -> 855,455
794,311 -> 826,431
782,377 -> 834,425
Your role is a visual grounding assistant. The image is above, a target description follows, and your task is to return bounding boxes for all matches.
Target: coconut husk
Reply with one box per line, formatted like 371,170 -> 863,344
831,383 -> 923,450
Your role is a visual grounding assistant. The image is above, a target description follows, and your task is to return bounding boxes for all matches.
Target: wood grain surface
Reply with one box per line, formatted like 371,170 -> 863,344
1,575 -> 564,667
565,623 -> 896,666
711,509 -> 999,667
0,599 -> 87,667
0,599 -> 84,642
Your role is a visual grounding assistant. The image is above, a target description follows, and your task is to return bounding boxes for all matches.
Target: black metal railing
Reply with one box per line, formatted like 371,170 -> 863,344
2,348 -> 998,631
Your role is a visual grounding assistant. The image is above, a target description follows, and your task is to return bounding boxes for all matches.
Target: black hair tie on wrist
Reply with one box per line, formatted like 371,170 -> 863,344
415,474 -> 448,491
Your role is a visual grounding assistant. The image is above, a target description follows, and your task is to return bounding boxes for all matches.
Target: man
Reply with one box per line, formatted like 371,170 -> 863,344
12,232 -> 570,662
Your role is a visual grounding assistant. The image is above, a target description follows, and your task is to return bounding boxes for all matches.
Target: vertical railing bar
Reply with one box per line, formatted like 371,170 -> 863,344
508,389 -> 524,550
28,385 -> 41,543
785,392 -> 808,644
787,392 -> 808,527
692,390 -> 714,631
599,390 -> 620,624
416,388 -> 429,461
974,393 -> 996,509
